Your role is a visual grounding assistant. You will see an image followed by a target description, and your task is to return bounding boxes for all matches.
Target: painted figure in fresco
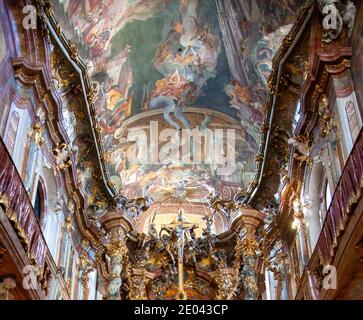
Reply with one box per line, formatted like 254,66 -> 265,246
224,80 -> 264,151
91,45 -> 133,154
149,0 -> 221,130
149,70 -> 196,130
66,0 -> 117,57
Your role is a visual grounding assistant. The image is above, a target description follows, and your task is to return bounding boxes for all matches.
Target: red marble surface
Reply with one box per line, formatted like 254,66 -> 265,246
0,138 -> 47,272
317,129 -> 363,264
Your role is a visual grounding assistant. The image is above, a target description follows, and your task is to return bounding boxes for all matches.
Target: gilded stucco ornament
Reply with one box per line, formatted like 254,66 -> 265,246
52,143 -> 73,174
208,191 -> 238,220
28,123 -> 45,147
64,216 -> 74,234
318,94 -> 339,139
124,256 -> 148,300
215,257 -> 238,300
38,264 -> 52,296
52,56 -> 75,89
236,230 -> 261,300
79,255 -> 94,294
68,41 -> 80,61
106,241 -> 127,300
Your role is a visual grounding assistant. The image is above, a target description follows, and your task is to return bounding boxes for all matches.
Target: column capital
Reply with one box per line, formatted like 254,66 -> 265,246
232,208 -> 265,235
99,213 -> 134,237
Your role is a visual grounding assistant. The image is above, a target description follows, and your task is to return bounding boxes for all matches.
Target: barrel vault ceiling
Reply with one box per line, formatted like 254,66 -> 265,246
51,0 -> 304,229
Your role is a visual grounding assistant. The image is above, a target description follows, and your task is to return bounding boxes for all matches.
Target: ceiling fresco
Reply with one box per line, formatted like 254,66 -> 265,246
52,0 -> 302,206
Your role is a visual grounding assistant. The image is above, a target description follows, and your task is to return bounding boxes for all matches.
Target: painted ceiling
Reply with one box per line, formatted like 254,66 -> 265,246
52,0 -> 302,208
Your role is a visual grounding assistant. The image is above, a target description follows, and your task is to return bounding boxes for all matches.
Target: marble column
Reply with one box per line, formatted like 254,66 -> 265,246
235,209 -> 264,300
106,226 -> 127,300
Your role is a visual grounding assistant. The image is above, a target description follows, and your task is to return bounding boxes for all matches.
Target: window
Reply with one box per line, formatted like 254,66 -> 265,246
325,182 -> 332,211
345,101 -> 360,142
336,97 -> 362,159
34,188 -> 42,221
24,141 -> 38,191
34,180 -> 45,222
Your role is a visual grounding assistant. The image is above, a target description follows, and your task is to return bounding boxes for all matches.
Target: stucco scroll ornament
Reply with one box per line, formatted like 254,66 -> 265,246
262,203 -> 278,231
79,255 -> 94,292
54,191 -> 65,214
215,257 -> 238,300
52,143 -> 72,174
317,0 -> 356,43
28,122 -> 45,147
288,135 -> 312,166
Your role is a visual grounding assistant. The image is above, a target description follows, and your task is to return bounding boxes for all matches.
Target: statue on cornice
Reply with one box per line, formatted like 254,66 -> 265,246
208,191 -> 238,219
114,193 -> 153,220
263,203 -> 278,230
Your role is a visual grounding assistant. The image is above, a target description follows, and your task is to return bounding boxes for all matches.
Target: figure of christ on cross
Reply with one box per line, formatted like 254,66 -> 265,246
161,207 -> 199,300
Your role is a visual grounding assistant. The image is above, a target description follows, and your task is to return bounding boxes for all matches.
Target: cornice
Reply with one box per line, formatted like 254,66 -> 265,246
1,1 -> 106,251
35,0 -> 117,201
12,62 -> 104,251
248,1 -> 316,205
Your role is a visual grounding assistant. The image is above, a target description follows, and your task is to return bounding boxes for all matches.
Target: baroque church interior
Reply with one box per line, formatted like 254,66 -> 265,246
0,0 -> 362,301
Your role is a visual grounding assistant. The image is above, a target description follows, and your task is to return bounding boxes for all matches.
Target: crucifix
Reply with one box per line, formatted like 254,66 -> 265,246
161,207 -> 198,300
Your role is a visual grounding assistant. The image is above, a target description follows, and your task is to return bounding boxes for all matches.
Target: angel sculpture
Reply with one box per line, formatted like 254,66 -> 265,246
288,135 -> 311,157
208,191 -> 237,219
123,196 -> 154,220
114,185 -> 154,220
